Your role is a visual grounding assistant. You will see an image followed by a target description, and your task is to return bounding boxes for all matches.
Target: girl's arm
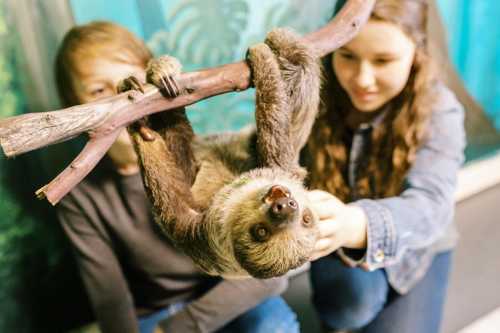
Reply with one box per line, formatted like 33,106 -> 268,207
349,88 -> 466,269
160,277 -> 288,332
58,195 -> 140,333
309,87 -> 466,270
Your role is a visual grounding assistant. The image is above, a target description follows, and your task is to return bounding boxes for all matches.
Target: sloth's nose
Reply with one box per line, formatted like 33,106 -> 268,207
270,197 -> 298,223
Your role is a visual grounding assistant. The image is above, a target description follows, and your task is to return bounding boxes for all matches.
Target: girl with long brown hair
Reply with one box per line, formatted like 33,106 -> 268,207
302,1 -> 465,332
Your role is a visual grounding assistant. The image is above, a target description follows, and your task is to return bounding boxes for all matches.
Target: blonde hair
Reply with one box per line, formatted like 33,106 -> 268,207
55,21 -> 152,106
304,0 -> 437,201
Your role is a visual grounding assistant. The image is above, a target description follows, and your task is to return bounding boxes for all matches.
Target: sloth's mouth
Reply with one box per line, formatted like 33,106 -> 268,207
263,184 -> 291,204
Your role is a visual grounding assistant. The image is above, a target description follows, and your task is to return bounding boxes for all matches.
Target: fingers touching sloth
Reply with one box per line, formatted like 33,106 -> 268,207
119,28 -> 322,279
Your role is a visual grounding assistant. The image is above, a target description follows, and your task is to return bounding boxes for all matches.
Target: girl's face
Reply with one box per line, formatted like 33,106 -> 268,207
333,19 -> 416,112
72,58 -> 146,172
72,59 -> 145,104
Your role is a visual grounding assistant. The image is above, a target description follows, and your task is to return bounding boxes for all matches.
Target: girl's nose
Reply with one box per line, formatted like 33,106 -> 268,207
355,61 -> 376,89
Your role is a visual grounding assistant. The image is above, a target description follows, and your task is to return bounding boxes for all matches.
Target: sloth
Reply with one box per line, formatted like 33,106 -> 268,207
122,28 -> 322,279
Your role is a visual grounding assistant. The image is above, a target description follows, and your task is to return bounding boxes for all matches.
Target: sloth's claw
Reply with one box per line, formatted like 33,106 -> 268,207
146,55 -> 182,98
117,76 -> 145,94
117,77 -> 156,142
138,123 -> 156,142
131,118 -> 155,142
129,76 -> 145,93
164,73 -> 179,97
170,74 -> 181,95
158,69 -> 179,98
159,74 -> 173,97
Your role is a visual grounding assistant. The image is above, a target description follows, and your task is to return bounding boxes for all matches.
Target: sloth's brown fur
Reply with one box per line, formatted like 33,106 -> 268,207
128,28 -> 322,278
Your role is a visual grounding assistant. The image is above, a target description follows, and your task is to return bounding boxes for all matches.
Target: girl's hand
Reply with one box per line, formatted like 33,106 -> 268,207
308,190 -> 368,261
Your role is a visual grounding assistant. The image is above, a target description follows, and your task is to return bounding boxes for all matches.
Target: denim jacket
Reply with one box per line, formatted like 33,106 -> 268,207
338,83 -> 466,294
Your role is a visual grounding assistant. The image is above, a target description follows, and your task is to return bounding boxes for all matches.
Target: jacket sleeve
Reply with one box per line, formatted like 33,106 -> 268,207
159,276 -> 288,333
345,89 -> 466,270
57,195 -> 139,333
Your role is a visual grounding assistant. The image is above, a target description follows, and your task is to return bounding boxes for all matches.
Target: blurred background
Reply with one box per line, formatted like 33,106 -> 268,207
0,0 -> 498,332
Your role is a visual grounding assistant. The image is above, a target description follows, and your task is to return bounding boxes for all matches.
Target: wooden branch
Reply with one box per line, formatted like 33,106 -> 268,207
35,129 -> 121,201
0,0 -> 375,205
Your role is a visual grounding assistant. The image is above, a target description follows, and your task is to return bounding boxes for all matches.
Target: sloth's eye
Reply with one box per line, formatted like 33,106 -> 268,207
251,224 -> 271,242
302,209 -> 313,227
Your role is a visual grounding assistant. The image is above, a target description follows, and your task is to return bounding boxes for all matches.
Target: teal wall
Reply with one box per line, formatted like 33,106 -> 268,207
0,3 -> 91,332
69,0 -> 500,132
0,4 -> 45,330
437,0 -> 500,129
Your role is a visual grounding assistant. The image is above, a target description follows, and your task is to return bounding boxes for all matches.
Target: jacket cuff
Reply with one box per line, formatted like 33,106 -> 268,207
336,247 -> 366,268
351,200 -> 397,270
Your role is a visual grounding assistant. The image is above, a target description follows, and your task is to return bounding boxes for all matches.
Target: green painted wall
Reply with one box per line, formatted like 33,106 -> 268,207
0,3 -> 92,332
70,0 -> 335,134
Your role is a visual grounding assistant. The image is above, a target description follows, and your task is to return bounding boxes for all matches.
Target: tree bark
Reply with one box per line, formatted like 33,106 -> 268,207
0,0 -> 375,205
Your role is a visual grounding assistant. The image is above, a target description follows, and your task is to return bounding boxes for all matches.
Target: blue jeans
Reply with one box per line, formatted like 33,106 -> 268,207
310,251 -> 452,333
138,296 -> 299,333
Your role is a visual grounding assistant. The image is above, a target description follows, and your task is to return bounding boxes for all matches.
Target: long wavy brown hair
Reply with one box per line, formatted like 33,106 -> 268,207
304,0 -> 438,202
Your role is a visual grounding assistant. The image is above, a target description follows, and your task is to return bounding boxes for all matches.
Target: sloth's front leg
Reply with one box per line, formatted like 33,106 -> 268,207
118,55 -> 184,141
117,75 -> 153,140
142,56 -> 198,185
119,54 -> 197,184
120,56 -> 203,257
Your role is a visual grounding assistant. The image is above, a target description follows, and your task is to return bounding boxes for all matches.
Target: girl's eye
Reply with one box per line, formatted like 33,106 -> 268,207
339,52 -> 355,60
90,87 -> 107,97
374,58 -> 391,65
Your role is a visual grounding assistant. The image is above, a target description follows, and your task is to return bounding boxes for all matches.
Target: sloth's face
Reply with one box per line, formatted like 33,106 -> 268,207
227,182 -> 319,278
